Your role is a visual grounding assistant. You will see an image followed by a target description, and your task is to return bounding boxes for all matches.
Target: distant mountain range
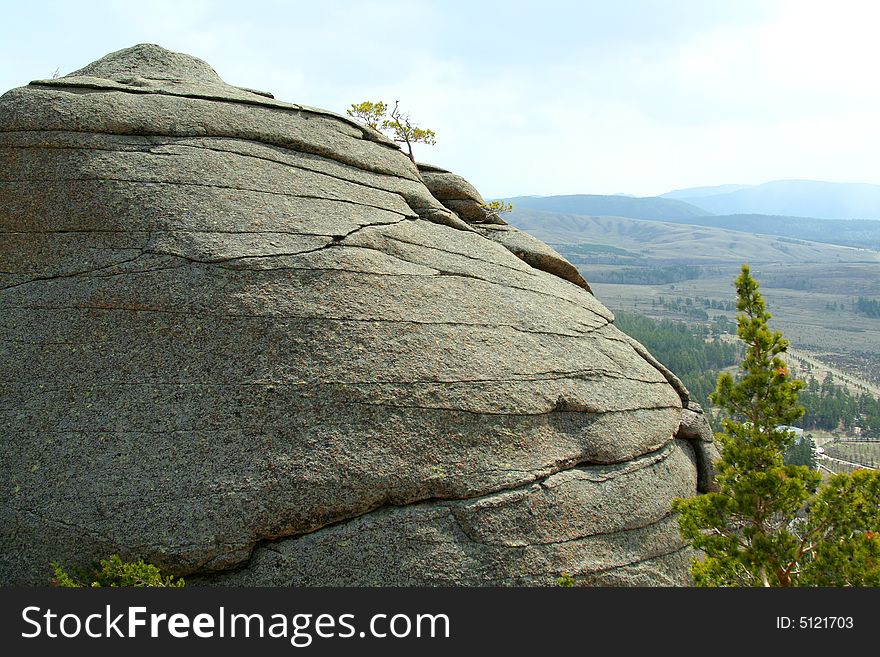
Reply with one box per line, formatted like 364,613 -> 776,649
661,184 -> 753,200
499,181 -> 880,250
662,180 -> 880,220
504,194 -> 707,222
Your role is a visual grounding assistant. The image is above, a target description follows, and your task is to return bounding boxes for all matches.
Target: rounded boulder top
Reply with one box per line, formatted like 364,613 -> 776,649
70,42 -> 225,85
0,44 -> 716,586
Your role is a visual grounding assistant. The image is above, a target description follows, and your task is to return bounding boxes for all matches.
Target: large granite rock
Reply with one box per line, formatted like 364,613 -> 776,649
0,44 -> 714,586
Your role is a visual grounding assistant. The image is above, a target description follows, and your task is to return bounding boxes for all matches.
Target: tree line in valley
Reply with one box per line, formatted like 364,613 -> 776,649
856,296 -> 880,318
798,372 -> 880,436
613,311 -> 739,410
616,311 -> 880,437
582,264 -> 702,285
824,296 -> 880,318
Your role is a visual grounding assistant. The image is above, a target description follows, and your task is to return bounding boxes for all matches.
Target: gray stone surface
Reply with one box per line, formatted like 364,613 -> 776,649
0,44 -> 714,586
417,163 -> 592,292
676,405 -> 719,492
195,440 -> 698,586
473,224 -> 594,293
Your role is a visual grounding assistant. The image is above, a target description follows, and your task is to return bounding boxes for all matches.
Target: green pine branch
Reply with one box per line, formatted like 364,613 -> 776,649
673,264 -> 880,586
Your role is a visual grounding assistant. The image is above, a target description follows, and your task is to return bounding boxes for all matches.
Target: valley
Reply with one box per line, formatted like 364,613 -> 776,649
507,207 -> 880,389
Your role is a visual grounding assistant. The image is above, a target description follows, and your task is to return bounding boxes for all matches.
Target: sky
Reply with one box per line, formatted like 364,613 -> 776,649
2,0 -> 880,198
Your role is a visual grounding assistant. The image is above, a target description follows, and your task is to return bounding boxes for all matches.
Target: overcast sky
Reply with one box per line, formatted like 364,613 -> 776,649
2,0 -> 880,198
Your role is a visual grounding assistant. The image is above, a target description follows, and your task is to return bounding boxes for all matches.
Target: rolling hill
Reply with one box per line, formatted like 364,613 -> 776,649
498,191 -> 880,250
506,209 -> 880,265
657,214 -> 880,250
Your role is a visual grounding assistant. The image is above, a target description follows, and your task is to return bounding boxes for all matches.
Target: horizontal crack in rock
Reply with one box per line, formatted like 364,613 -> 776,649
0,176 -> 412,216
198,439 -> 680,576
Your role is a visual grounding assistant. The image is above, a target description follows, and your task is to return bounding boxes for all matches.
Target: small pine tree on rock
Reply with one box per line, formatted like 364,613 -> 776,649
347,100 -> 436,163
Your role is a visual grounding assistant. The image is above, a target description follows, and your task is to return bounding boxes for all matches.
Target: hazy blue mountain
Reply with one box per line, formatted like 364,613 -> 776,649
661,184 -> 753,199
673,180 -> 880,220
504,194 -> 710,221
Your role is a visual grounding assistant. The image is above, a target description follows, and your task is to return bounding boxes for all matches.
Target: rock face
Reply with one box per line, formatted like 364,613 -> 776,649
0,44 -> 715,586
418,162 -> 594,293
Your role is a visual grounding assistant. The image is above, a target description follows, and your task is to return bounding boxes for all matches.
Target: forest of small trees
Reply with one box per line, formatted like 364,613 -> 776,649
586,264 -> 701,285
799,373 -> 880,436
855,296 -> 880,318
613,311 -> 740,410
616,311 -> 880,437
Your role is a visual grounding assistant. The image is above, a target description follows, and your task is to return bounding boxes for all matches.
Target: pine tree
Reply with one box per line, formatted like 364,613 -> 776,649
347,100 -> 436,163
673,264 -> 880,586
784,435 -> 817,470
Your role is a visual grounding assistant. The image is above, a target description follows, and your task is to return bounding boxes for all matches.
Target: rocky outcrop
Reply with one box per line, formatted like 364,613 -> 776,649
675,403 -> 720,494
0,44 -> 713,586
417,163 -> 502,225
418,163 -> 593,293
